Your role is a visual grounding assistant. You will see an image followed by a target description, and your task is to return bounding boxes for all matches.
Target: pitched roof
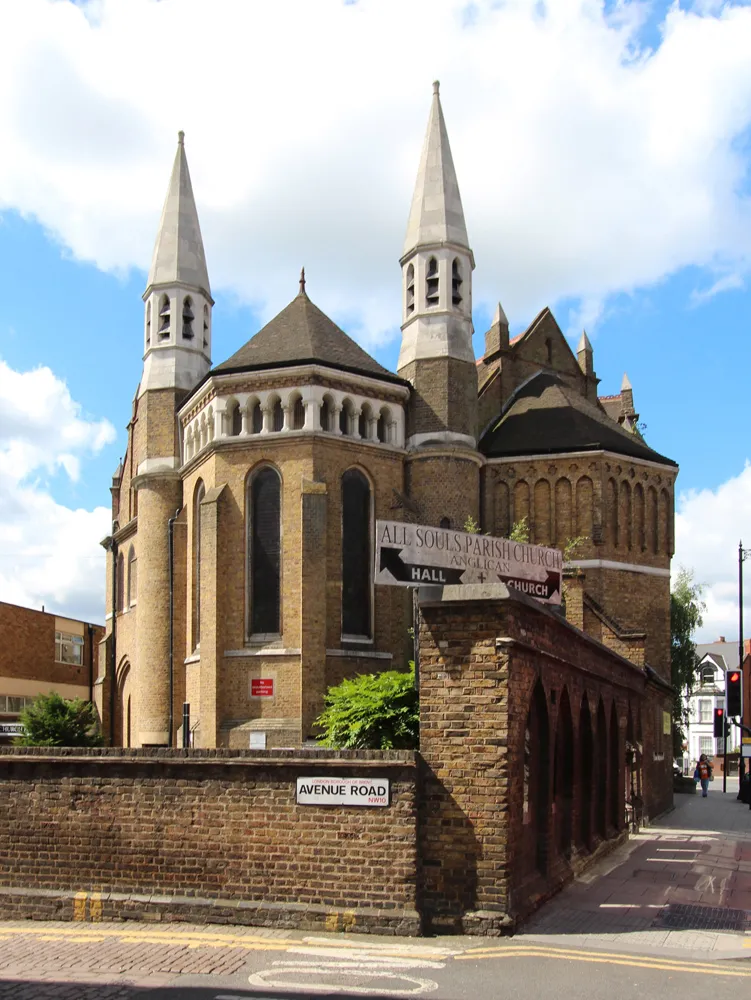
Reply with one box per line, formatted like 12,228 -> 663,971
479,371 -> 677,466
147,132 -> 211,297
402,81 -> 469,257
213,289 -> 406,384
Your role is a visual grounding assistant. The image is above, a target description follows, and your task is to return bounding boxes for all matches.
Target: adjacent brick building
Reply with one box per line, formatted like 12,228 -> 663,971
0,601 -> 103,743
97,84 -> 677,819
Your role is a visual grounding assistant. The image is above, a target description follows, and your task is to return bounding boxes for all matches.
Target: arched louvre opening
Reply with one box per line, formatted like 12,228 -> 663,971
249,467 -> 282,636
182,296 -> 194,339
192,480 -> 205,649
230,403 -> 242,437
341,469 -> 372,637
425,256 -> 439,307
127,547 -> 137,606
116,552 -> 125,612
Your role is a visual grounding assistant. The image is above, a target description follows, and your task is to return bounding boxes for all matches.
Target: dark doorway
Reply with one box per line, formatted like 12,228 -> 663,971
578,697 -> 594,850
554,688 -> 574,860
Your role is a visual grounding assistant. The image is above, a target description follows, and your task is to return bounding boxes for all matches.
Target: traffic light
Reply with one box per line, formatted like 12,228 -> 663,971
714,707 -> 725,738
727,670 -> 742,717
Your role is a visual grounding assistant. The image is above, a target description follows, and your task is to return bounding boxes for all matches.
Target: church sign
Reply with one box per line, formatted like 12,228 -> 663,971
296,777 -> 390,807
375,519 -> 563,605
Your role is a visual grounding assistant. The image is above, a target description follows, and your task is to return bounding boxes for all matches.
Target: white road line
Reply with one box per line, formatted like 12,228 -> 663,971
248,965 -> 439,995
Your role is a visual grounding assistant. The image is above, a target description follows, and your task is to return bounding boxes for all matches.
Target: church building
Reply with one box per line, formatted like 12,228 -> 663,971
98,84 -> 677,798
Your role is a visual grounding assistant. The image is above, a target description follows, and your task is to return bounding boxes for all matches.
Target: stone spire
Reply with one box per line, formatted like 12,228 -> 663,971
140,131 -> 213,397
402,81 -> 470,260
146,131 -> 211,299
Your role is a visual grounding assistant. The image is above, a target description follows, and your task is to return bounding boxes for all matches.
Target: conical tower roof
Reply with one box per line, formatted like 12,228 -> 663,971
146,132 -> 211,298
402,82 -> 469,258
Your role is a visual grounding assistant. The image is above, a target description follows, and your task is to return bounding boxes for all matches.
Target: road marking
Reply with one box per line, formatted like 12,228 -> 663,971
248,964 -> 439,995
456,945 -> 751,977
73,891 -> 87,921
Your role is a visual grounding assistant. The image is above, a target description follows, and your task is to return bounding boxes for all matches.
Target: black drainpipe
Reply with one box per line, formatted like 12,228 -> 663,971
167,508 -> 181,749
87,623 -> 94,705
109,535 -> 118,747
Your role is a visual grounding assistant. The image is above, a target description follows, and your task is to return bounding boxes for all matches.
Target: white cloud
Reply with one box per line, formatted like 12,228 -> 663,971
0,359 -> 115,621
0,0 -> 749,347
674,463 -> 751,643
689,271 -> 745,306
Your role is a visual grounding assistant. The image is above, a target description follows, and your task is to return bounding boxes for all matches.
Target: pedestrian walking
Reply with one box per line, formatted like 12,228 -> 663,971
694,754 -> 713,797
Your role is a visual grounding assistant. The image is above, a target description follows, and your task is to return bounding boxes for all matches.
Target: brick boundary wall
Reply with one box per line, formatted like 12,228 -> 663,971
0,748 -> 419,936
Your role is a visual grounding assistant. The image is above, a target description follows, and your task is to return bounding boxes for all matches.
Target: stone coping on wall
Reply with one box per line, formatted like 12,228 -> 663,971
0,747 -> 416,768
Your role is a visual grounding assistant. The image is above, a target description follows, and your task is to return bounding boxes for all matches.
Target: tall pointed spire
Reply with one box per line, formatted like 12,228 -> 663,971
402,81 -> 469,259
146,131 -> 211,298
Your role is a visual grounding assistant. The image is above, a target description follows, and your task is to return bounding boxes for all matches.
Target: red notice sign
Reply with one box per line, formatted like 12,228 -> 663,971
251,678 -> 274,698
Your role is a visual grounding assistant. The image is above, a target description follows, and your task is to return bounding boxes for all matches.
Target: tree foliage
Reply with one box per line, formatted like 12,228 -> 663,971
315,666 -> 419,750
14,692 -> 103,748
671,567 -> 706,752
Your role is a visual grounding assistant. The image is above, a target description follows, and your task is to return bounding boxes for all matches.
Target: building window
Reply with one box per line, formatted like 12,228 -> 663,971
426,256 -> 439,307
406,263 -> 415,315
451,258 -> 462,306
0,695 -> 34,714
292,396 -> 305,430
248,466 -> 282,636
55,632 -> 84,665
158,294 -> 170,339
341,468 -> 372,637
700,665 -> 715,687
699,735 -> 714,756
182,296 -> 194,339
203,304 -> 209,348
320,395 -> 334,431
116,552 -> 125,611
229,402 -> 242,436
251,401 -> 262,434
127,547 -> 137,606
272,399 -> 284,432
145,302 -> 151,345
193,480 -> 205,648
697,699 -> 712,724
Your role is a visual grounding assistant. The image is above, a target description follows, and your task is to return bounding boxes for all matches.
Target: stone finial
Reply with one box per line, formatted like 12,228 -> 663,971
621,372 -> 632,391
433,80 -> 440,96
299,267 -> 306,295
177,130 -> 185,145
577,330 -> 592,353
493,302 -> 509,327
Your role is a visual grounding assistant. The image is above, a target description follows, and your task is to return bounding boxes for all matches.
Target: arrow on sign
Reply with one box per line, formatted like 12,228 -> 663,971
378,546 -> 465,585
501,571 -> 561,602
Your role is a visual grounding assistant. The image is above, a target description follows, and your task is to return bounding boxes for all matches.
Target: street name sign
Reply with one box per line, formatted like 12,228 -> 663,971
296,777 -> 390,807
0,723 -> 23,737
375,519 -> 563,605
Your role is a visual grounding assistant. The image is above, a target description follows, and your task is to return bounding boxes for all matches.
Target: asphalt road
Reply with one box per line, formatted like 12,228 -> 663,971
0,924 -> 749,999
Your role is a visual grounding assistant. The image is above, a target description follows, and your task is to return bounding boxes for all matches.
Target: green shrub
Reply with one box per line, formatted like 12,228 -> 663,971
315,665 -> 418,750
14,692 -> 103,748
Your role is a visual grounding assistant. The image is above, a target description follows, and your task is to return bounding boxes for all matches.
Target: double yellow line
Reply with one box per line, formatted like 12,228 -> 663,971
456,943 -> 751,977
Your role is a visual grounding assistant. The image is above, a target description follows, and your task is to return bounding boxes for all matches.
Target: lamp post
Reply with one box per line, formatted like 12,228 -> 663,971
737,542 -> 751,795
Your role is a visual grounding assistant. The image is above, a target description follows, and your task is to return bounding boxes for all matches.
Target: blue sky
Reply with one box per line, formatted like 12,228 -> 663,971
0,0 -> 750,638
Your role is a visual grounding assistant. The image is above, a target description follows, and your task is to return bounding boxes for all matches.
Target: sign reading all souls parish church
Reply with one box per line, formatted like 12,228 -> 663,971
375,519 -> 563,605
296,777 -> 390,807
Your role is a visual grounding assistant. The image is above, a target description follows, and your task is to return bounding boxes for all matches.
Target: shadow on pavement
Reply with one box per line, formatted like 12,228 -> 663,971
0,982 -> 411,1000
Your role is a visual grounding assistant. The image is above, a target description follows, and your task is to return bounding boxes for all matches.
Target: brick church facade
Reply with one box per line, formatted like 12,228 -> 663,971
97,84 -> 677,812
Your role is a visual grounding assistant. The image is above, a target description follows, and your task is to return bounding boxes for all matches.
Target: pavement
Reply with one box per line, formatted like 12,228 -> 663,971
519,775 -> 751,960
0,780 -> 749,996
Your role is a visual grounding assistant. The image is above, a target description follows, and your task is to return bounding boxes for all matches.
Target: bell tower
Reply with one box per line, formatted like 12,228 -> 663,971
398,81 -> 477,449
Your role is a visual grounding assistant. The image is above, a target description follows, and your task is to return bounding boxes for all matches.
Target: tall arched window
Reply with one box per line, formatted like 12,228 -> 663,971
127,546 -> 137,607
320,395 -> 334,431
116,552 -> 125,612
272,399 -> 284,432
182,296 -> 194,339
426,256 -> 439,307
341,468 -> 372,637
248,466 -> 282,636
158,294 -> 170,339
251,401 -> 262,434
292,396 -> 305,430
229,402 -> 242,437
145,303 -> 151,345
193,480 -> 205,648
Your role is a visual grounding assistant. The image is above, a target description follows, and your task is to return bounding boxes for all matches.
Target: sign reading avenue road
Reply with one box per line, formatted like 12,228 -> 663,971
375,519 -> 563,606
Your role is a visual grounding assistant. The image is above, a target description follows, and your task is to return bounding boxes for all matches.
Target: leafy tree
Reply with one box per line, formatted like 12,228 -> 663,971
670,567 -> 706,755
315,666 -> 419,750
14,692 -> 103,748
509,516 -> 529,543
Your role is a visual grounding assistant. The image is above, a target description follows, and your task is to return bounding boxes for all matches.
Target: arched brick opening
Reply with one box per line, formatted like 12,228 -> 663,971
554,687 -> 574,860
524,680 -> 550,876
595,699 -> 608,839
578,697 -> 594,850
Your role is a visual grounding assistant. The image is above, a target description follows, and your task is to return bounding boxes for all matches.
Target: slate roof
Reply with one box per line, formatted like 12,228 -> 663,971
479,371 -> 677,466
213,290 -> 406,385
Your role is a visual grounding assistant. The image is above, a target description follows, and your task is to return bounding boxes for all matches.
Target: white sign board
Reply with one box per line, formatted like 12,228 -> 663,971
375,519 -> 563,605
296,777 -> 390,807
0,723 -> 23,737
742,745 -> 751,759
